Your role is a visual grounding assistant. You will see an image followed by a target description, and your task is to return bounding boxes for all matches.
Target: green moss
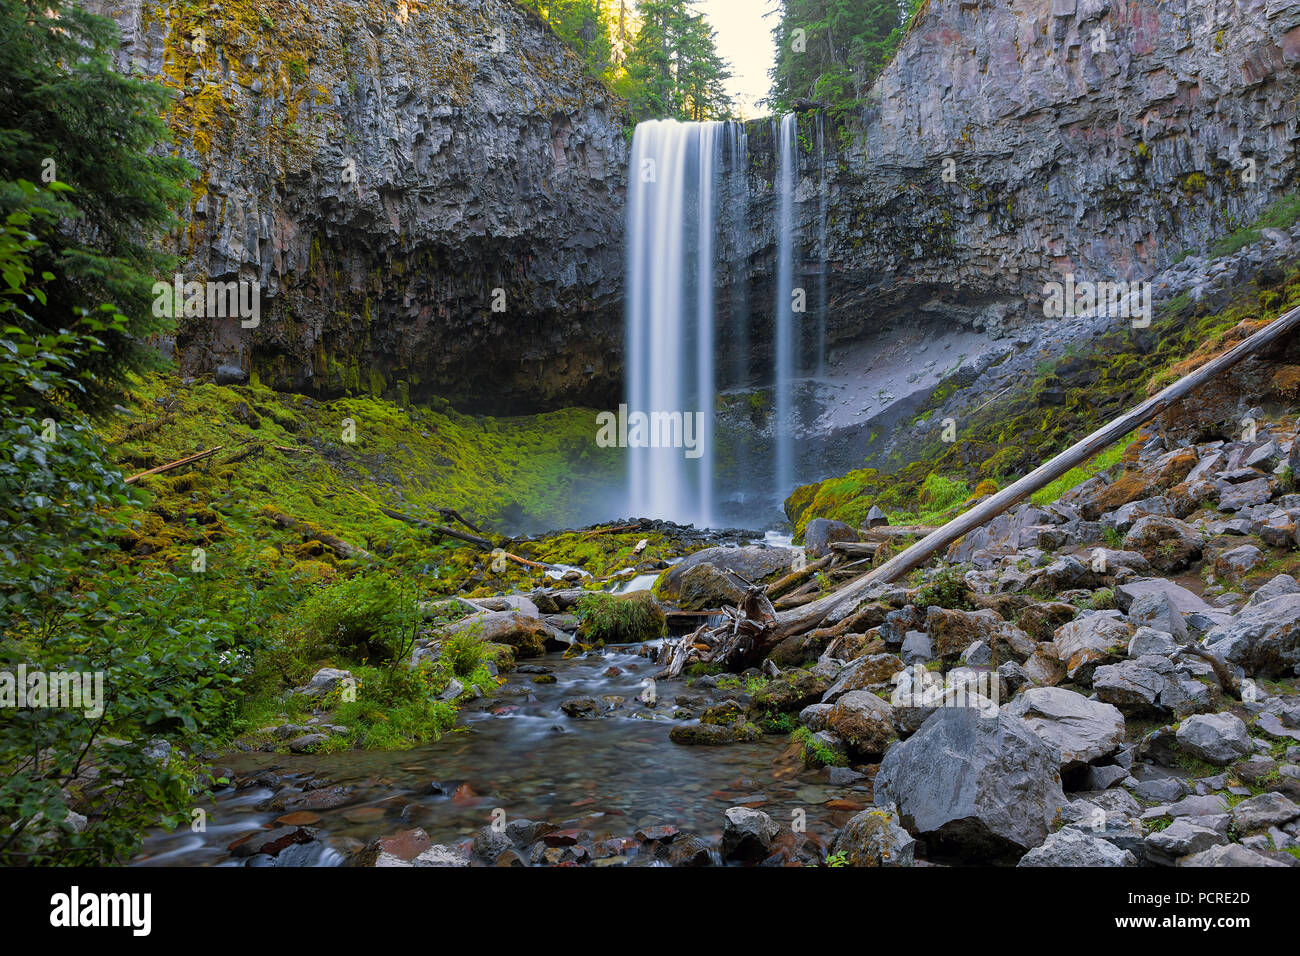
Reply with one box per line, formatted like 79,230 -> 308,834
574,591 -> 666,643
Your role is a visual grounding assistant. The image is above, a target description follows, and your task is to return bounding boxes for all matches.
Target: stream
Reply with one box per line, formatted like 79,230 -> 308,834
133,639 -> 867,866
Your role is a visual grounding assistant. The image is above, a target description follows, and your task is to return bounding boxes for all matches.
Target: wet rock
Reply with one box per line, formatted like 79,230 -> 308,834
230,825 -> 318,858
828,807 -> 916,867
560,696 -> 601,718
411,845 -> 470,867
669,721 -> 762,745
799,702 -> 833,731
1003,687 -> 1126,772
660,833 -> 714,866
1018,828 -> 1136,867
721,807 -> 780,861
472,825 -> 514,862
874,709 -> 1068,858
1175,713 -> 1253,766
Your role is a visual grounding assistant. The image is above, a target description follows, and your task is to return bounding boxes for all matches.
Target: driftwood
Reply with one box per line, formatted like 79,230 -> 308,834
828,541 -> 881,557
265,508 -> 374,561
124,446 -> 223,484
656,579 -> 777,677
772,302 -> 1300,640
1174,642 -> 1242,700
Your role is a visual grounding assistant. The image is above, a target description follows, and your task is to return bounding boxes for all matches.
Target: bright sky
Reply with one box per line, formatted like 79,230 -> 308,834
695,0 -> 781,119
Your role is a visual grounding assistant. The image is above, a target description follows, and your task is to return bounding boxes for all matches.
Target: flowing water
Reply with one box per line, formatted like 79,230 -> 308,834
133,645 -> 864,866
624,114 -> 816,529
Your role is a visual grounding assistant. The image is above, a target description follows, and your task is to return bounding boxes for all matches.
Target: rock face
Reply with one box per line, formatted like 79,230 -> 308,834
874,708 -> 1068,858
96,0 -> 1300,424
90,0 -> 627,412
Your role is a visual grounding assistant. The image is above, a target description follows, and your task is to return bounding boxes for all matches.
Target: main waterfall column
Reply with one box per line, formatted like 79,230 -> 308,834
625,120 -> 724,528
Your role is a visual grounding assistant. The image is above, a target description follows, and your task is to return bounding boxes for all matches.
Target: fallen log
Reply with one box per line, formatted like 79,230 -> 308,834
828,541 -> 881,557
265,508 -> 374,561
124,445 -> 222,484
764,554 -> 833,600
774,302 -> 1300,638
1174,642 -> 1242,700
859,525 -> 936,542
349,486 -> 496,549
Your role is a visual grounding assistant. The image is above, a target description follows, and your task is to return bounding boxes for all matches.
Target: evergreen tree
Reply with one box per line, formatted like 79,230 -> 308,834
768,0 -> 924,119
619,0 -> 733,122
0,0 -> 193,412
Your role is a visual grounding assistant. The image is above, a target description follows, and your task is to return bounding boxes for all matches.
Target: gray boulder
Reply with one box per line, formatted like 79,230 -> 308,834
720,807 -> 780,862
1145,819 -> 1227,865
1017,827 -> 1136,867
1178,844 -> 1287,867
803,518 -> 858,558
1003,687 -> 1125,772
874,708 -> 1067,858
1203,594 -> 1300,677
1175,713 -> 1253,766
1231,792 -> 1300,832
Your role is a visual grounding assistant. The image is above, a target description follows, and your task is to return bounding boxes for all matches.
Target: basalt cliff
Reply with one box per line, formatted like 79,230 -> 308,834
99,0 -> 1300,420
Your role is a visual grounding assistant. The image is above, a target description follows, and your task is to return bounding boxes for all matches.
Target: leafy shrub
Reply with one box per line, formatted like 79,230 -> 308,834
288,573 -> 417,664
913,566 -> 973,611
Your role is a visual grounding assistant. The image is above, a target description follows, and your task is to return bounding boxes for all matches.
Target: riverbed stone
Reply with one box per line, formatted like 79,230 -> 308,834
803,518 -> 859,557
825,690 -> 896,760
828,807 -> 915,866
721,807 -> 780,861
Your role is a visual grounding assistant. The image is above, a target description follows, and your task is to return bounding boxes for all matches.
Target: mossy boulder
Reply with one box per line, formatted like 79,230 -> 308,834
669,721 -> 763,745
655,546 -> 795,601
440,610 -> 567,659
671,563 -> 747,611
746,670 -> 834,717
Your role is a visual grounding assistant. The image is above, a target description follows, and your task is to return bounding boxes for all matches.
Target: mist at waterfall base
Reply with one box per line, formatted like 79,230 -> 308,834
620,115 -> 828,531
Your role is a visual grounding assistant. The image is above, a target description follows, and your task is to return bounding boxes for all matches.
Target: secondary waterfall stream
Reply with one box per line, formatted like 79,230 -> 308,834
624,114 -> 818,529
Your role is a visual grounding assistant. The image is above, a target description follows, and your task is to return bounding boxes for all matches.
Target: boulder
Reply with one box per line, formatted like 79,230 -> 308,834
1093,656 -> 1210,717
1230,792 -> 1300,831
1175,713 -> 1253,766
803,518 -> 859,557
655,547 -> 795,601
827,808 -> 916,866
1126,591 -> 1188,642
874,708 -> 1068,858
1003,687 -> 1126,772
440,610 -> 568,658
1052,614 -> 1133,680
1178,844 -> 1288,867
669,564 -> 746,611
1015,602 -> 1077,642
747,670 -> 833,716
926,606 -> 1034,660
1203,594 -> 1300,677
720,807 -> 779,861
1145,819 -> 1227,866
1123,517 -> 1203,573
1017,828 -> 1136,867
1213,544 -> 1266,580
825,690 -> 897,760
294,667 -> 354,699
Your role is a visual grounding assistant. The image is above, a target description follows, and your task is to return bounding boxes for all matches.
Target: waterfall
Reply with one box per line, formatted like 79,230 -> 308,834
623,113 -> 816,528
625,120 -> 724,527
816,112 -> 828,379
773,112 -> 799,503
